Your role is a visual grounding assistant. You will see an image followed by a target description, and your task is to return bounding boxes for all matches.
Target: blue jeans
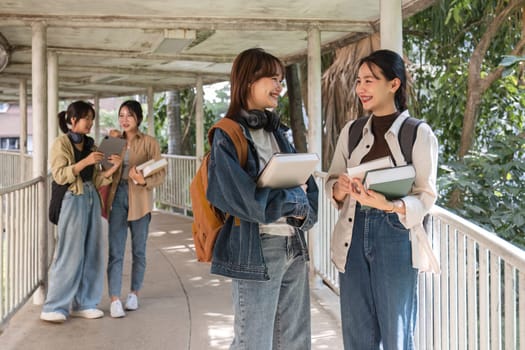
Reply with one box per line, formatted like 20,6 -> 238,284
230,234 -> 311,350
43,182 -> 104,315
339,206 -> 418,350
107,182 -> 151,297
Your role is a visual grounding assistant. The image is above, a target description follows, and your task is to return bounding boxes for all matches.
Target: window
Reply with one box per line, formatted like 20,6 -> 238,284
0,137 -> 19,150
0,103 -> 9,113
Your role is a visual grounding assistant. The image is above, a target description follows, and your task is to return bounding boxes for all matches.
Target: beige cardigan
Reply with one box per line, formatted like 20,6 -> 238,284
50,134 -> 111,194
325,111 -> 440,273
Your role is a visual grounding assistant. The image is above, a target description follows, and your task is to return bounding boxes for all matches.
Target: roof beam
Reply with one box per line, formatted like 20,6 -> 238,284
12,46 -> 235,63
7,63 -> 230,80
0,14 -> 375,33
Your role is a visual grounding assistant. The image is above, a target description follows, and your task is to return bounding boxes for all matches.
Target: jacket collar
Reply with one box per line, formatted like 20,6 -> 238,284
363,109 -> 411,138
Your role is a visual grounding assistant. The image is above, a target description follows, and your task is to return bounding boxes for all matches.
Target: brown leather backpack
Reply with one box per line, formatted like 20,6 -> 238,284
190,118 -> 248,262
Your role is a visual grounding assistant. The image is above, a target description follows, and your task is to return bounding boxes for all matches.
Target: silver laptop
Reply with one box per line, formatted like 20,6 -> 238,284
256,153 -> 319,189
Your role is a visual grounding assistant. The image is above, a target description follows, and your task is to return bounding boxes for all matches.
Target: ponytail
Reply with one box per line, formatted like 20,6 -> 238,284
58,111 -> 69,133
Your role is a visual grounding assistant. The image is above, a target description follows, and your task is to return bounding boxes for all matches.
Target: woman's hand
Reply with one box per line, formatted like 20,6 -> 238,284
73,151 -> 104,175
102,154 -> 122,178
128,166 -> 146,186
348,179 -> 393,212
333,173 -> 353,202
107,154 -> 122,168
84,151 -> 104,166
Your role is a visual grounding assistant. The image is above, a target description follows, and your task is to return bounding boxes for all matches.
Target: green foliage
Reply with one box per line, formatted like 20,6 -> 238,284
437,134 -> 525,248
153,88 -> 217,154
405,0 -> 525,245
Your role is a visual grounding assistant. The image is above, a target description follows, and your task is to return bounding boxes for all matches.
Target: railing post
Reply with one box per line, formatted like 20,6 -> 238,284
19,79 -> 28,181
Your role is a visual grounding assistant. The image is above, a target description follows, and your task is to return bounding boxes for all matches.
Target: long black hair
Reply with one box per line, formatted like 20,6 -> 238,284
358,49 -> 407,111
57,100 -> 95,133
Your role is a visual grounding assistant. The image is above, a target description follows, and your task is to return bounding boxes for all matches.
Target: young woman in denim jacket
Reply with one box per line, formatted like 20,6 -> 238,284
325,50 -> 439,349
40,101 -> 121,323
207,48 -> 319,349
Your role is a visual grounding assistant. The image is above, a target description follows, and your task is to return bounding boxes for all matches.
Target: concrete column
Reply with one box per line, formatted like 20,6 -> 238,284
19,79 -> 28,181
195,76 -> 204,169
306,26 -> 322,284
47,50 -> 58,155
94,94 -> 100,142
307,27 -> 322,165
147,87 -> 154,136
380,0 -> 403,54
32,21 -> 48,305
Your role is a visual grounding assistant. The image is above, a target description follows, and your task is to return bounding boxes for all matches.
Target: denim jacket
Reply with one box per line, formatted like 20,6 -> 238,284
207,120 -> 319,281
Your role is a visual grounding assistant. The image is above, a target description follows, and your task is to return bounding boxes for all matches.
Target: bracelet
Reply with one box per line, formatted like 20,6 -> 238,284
386,200 -> 404,213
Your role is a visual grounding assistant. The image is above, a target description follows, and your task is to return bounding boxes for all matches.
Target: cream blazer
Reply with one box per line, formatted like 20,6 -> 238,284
325,111 -> 440,273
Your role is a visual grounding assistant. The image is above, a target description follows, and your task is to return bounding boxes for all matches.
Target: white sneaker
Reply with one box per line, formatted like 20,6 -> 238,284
110,300 -> 126,318
40,311 -> 67,323
125,293 -> 138,311
70,308 -> 104,319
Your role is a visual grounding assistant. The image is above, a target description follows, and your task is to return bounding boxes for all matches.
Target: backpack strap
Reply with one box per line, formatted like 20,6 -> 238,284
348,115 -> 424,165
398,117 -> 423,164
347,116 -> 369,157
208,118 -> 248,168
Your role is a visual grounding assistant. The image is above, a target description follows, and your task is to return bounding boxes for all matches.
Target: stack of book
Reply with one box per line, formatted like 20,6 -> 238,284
131,158 -> 168,184
136,158 -> 168,177
347,156 -> 415,199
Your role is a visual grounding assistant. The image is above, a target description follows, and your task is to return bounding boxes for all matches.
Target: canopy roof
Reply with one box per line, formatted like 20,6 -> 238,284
0,0 -> 434,102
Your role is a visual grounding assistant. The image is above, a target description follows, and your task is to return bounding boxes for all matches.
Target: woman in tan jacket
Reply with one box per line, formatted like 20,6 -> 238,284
41,101 -> 121,323
105,100 -> 166,318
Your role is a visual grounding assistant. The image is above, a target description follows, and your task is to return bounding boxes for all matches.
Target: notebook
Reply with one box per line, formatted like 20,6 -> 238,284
363,165 -> 416,200
256,153 -> 319,189
347,156 -> 394,180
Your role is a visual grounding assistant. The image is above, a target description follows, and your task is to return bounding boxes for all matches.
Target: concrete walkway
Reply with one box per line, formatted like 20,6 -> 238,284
0,211 -> 343,350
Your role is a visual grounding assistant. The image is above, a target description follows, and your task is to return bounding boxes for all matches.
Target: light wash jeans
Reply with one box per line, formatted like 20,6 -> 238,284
42,182 -> 104,315
107,182 -> 151,297
339,205 -> 418,350
230,233 -> 311,350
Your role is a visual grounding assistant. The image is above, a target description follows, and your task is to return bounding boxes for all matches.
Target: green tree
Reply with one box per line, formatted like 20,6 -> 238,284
154,88 -> 216,155
405,0 -> 525,246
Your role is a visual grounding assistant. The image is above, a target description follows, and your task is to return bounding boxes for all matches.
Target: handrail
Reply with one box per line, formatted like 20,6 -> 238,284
0,176 -> 43,195
430,205 -> 525,270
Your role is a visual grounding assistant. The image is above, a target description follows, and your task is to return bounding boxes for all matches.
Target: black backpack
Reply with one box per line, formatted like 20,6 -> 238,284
348,115 -> 424,165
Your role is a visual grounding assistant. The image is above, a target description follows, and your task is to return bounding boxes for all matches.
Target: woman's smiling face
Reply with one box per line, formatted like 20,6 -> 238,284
246,73 -> 283,111
118,106 -> 138,132
356,62 -> 399,116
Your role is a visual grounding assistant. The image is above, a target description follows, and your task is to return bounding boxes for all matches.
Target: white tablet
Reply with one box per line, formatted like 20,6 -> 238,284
97,136 -> 126,170
256,153 -> 319,189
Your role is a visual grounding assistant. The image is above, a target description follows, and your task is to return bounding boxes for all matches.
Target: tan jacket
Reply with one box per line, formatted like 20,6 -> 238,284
50,134 -> 111,194
106,131 -> 166,221
325,111 -> 440,273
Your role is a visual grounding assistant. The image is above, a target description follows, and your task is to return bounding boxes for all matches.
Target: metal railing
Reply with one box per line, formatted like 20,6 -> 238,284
1,152 -> 524,349
156,154 -> 196,215
314,172 -> 525,350
0,178 -> 42,328
0,151 -> 32,188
